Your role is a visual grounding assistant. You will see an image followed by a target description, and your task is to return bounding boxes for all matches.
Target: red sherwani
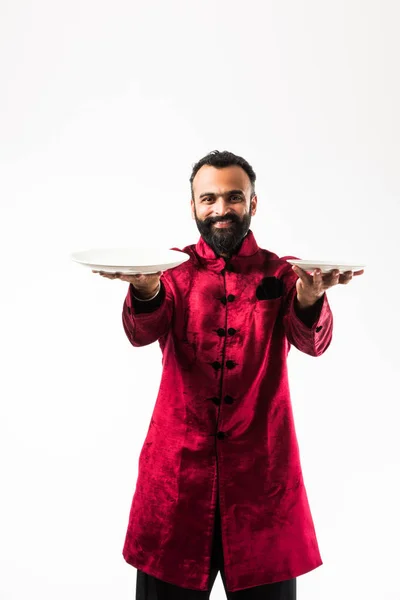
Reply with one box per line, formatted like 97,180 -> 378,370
122,230 -> 333,592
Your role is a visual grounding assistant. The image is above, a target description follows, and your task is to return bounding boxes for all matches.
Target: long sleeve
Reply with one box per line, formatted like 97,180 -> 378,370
122,278 -> 174,347
280,262 -> 333,357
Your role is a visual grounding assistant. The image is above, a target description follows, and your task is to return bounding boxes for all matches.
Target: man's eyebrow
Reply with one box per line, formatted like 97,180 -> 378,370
198,190 -> 245,199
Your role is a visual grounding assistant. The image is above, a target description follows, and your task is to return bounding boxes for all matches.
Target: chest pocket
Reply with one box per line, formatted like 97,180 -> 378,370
254,277 -> 284,319
256,276 -> 283,300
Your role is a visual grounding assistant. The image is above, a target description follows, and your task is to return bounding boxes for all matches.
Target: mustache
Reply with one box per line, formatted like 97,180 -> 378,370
203,214 -> 241,226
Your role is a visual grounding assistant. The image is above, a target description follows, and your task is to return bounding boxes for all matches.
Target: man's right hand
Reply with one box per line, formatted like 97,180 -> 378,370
92,270 -> 162,300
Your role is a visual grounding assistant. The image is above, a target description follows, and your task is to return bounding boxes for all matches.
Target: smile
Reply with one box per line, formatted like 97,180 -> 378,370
213,221 -> 233,228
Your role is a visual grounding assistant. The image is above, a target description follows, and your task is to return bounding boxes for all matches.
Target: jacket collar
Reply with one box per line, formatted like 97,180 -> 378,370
194,230 -> 260,272
195,229 -> 259,259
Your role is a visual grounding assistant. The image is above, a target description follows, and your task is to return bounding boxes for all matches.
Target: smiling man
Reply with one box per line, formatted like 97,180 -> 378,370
94,150 -> 363,600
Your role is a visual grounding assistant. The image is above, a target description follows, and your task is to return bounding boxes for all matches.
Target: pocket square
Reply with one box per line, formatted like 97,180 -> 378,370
256,277 -> 284,300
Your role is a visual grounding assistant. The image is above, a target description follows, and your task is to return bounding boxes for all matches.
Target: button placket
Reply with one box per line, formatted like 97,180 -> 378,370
213,282 -> 238,381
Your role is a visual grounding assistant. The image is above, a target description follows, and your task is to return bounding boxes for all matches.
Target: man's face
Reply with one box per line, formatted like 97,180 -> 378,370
191,165 -> 257,257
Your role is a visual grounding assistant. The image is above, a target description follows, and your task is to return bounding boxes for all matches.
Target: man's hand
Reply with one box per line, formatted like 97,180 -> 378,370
292,266 -> 364,308
92,270 -> 162,300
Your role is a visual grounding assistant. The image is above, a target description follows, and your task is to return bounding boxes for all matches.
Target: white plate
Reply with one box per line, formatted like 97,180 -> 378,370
71,248 -> 190,274
287,259 -> 366,274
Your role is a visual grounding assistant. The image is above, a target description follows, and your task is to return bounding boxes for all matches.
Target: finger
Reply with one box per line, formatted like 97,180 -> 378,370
292,265 -> 313,285
353,269 -> 364,276
316,269 -> 338,292
93,270 -> 122,279
310,268 -> 324,293
120,274 -> 136,282
313,269 -> 332,294
321,269 -> 339,291
313,268 -> 323,281
323,269 -> 340,287
339,270 -> 353,285
138,271 -> 162,278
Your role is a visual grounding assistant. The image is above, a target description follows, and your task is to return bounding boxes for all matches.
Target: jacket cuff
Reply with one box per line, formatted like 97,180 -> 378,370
129,280 -> 166,314
293,294 -> 325,328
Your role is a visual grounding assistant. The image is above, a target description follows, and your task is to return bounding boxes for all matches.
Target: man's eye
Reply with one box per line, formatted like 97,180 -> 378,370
231,195 -> 242,201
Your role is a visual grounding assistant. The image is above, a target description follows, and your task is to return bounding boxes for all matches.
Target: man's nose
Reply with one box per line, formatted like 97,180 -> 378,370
213,197 -> 231,216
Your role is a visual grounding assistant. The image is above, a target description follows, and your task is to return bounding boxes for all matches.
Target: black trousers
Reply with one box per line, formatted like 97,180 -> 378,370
135,499 -> 296,600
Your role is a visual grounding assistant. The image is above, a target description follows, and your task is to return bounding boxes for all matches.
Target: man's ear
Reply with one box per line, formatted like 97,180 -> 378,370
191,198 -> 195,220
251,194 -> 258,216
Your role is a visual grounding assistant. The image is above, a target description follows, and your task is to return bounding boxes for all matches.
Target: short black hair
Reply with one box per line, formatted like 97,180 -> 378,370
190,150 -> 256,200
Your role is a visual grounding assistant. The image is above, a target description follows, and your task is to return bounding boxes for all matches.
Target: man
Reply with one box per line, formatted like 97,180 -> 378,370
94,151 -> 363,599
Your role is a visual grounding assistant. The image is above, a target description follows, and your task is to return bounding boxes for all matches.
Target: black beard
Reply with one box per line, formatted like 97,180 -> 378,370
194,211 -> 252,257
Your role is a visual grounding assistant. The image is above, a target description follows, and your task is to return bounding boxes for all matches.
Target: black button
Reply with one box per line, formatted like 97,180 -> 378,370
224,395 -> 234,404
226,360 -> 236,369
217,328 -> 226,337
227,294 -> 235,302
220,296 -> 227,305
316,326 -> 322,332
211,361 -> 222,370
209,397 -> 220,406
227,328 -> 236,336
216,432 -> 226,440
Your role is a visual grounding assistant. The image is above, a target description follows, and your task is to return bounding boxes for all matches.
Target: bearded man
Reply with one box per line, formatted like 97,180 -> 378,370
94,150 -> 363,600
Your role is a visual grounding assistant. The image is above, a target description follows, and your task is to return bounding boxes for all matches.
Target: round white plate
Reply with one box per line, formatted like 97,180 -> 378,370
286,259 -> 365,274
71,248 -> 190,274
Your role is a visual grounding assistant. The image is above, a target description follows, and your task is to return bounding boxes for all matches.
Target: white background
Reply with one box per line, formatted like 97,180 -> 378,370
1,1 -> 399,598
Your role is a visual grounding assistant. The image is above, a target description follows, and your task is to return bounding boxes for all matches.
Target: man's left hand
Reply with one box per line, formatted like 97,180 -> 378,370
292,265 -> 365,308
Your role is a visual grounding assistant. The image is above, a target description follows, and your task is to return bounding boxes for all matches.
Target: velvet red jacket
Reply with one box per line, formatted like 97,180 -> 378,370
121,230 -> 333,592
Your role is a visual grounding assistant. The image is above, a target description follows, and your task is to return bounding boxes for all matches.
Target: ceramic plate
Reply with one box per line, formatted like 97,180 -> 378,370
287,259 -> 365,274
71,248 -> 190,274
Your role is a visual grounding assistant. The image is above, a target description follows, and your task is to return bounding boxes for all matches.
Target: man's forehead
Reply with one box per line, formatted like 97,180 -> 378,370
193,165 -> 251,195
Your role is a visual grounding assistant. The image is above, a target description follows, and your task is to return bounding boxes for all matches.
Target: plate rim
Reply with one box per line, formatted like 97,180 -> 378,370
70,249 -> 190,268
287,259 -> 366,268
